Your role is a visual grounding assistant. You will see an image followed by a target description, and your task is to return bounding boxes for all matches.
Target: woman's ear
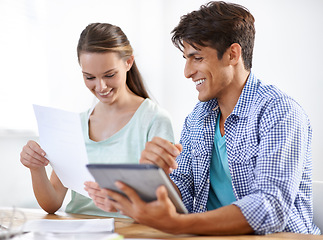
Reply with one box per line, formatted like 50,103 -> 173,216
229,43 -> 242,66
125,55 -> 134,71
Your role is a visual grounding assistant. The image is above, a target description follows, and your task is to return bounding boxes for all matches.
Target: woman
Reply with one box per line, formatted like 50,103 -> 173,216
20,23 -> 174,217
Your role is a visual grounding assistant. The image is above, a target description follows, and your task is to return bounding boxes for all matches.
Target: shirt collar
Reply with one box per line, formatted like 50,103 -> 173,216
231,71 -> 258,118
199,71 -> 258,117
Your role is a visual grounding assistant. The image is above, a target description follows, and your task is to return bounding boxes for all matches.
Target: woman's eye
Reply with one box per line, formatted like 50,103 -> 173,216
105,73 -> 115,78
86,76 -> 95,80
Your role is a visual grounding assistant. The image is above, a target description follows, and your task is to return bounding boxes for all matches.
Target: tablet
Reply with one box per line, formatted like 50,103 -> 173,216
86,164 -> 188,214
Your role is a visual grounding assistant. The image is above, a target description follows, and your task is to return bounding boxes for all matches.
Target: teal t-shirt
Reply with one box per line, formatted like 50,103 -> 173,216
207,113 -> 236,210
65,99 -> 175,217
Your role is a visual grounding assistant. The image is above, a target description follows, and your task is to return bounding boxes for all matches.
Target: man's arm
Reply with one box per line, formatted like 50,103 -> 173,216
105,181 -> 254,235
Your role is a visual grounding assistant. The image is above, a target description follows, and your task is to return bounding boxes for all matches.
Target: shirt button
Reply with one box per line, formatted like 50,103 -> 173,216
207,179 -> 210,183
192,149 -> 195,154
200,205 -> 203,210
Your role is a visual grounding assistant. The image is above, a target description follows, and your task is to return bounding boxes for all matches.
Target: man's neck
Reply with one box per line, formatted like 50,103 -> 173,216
218,70 -> 250,135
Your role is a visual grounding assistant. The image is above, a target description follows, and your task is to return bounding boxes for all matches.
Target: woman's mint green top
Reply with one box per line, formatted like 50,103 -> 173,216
65,99 -> 175,217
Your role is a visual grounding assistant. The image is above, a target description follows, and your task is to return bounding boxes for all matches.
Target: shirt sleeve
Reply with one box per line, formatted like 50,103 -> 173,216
147,107 -> 175,143
233,97 -> 312,234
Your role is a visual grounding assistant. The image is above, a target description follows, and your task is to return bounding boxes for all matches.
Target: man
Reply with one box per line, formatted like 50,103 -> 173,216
86,1 -> 320,235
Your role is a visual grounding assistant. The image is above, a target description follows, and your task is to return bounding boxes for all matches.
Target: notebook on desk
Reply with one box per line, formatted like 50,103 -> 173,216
86,164 -> 188,214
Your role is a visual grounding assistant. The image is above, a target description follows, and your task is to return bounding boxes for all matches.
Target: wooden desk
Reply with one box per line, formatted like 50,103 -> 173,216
1,208 -> 322,239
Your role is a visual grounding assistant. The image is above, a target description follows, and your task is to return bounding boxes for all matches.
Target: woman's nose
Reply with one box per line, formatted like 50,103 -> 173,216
97,78 -> 107,91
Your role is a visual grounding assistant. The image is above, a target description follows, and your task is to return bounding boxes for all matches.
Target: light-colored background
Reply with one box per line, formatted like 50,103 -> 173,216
0,0 -> 322,209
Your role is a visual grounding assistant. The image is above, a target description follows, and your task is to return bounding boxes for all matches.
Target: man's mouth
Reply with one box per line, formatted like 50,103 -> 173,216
195,79 -> 206,86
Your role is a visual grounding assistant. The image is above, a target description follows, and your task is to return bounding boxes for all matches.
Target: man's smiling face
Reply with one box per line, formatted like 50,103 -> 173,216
182,41 -> 233,102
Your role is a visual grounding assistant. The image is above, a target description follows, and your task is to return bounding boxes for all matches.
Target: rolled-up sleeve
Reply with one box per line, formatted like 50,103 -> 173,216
233,97 -> 312,234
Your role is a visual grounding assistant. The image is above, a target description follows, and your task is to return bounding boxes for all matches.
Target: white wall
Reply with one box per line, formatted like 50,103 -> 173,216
0,0 -> 322,208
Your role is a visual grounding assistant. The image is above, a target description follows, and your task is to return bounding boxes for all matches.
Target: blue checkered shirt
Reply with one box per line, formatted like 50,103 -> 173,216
170,72 -> 320,235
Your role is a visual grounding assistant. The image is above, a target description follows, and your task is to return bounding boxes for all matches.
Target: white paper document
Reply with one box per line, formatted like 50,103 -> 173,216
23,218 -> 114,233
33,104 -> 94,197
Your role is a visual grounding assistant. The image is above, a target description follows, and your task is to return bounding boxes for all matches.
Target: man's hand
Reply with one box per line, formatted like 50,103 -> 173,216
106,181 -> 182,234
140,137 -> 182,174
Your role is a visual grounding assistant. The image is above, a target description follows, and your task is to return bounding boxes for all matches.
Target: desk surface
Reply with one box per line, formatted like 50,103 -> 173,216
1,208 -> 322,239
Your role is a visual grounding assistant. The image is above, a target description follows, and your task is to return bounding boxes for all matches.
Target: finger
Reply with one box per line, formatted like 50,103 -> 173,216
152,137 -> 181,157
140,139 -> 180,173
106,181 -> 146,217
105,188 -> 133,215
115,181 -> 144,204
84,182 -> 105,199
21,142 -> 48,166
174,143 -> 183,152
84,181 -> 100,190
28,140 -> 47,158
156,186 -> 177,214
156,185 -> 173,206
20,148 -> 48,169
141,150 -> 175,174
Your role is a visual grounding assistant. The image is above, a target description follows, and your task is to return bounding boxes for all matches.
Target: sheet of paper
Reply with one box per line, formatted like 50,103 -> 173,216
33,104 -> 94,197
23,218 -> 114,233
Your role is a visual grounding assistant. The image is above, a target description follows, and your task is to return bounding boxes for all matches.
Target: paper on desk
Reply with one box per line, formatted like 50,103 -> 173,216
33,104 -> 94,197
23,218 -> 114,233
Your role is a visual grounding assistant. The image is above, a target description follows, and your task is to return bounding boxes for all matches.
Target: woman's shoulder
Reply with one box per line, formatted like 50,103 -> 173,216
79,106 -> 95,119
135,98 -> 172,122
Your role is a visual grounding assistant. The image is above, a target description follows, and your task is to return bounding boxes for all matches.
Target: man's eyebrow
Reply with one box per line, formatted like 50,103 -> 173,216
183,51 -> 200,59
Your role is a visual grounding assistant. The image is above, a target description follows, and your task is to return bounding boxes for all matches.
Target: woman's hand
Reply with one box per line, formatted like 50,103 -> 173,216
20,140 -> 49,171
84,181 -> 118,212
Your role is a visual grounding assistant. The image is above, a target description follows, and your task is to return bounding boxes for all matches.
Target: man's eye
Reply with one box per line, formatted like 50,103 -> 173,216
194,57 -> 203,61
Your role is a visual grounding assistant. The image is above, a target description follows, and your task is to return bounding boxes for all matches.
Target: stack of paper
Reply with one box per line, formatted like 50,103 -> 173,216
21,218 -> 123,240
23,218 -> 114,233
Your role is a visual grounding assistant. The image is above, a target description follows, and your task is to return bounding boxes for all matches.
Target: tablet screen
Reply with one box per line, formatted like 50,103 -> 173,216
86,164 -> 188,214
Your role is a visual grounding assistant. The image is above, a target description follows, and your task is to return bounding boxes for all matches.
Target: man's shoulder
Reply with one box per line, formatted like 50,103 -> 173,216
247,73 -> 289,102
248,75 -> 297,109
248,79 -> 310,125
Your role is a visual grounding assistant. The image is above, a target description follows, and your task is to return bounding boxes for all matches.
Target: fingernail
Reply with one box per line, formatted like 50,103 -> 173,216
173,162 -> 178,169
174,149 -> 180,156
115,181 -> 122,188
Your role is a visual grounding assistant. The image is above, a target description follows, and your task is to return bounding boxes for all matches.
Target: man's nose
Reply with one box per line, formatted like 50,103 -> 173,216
184,61 -> 196,79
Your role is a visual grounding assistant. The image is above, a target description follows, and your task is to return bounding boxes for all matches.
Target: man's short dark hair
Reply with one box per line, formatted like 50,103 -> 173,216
171,1 -> 255,70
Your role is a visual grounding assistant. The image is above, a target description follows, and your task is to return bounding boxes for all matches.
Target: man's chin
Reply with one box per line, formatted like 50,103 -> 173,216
198,95 -> 212,102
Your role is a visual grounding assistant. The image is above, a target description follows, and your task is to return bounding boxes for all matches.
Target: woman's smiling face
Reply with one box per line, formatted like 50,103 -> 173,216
80,52 -> 133,104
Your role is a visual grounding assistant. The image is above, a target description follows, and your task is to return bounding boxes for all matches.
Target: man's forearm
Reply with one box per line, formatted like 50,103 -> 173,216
175,204 -> 254,235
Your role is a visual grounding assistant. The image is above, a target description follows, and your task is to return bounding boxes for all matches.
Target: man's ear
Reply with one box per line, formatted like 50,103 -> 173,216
229,43 -> 242,66
125,55 -> 134,71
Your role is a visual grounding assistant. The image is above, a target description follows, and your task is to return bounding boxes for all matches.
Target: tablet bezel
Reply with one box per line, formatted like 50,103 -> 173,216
86,164 -> 188,214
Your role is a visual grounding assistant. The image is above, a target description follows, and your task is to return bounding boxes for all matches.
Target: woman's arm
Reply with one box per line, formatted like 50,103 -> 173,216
31,169 -> 67,213
20,140 -> 67,213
